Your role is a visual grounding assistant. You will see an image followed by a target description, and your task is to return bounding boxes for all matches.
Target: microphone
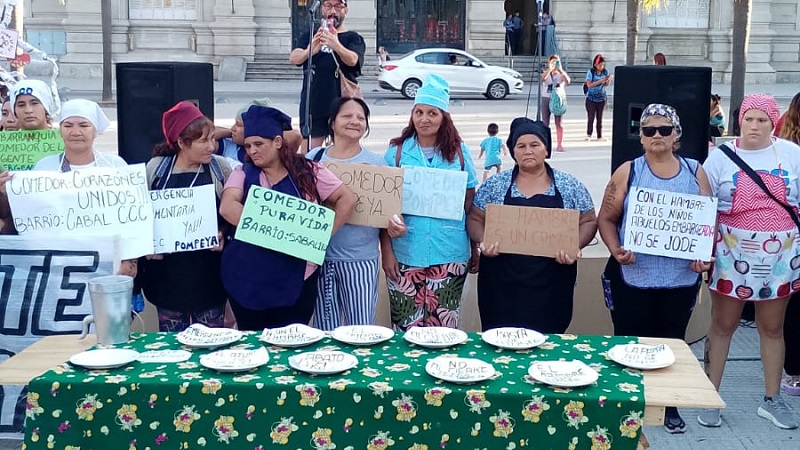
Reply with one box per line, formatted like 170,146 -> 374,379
309,0 -> 321,13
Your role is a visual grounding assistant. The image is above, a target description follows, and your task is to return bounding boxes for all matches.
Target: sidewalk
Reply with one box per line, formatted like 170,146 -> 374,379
54,76 -> 799,102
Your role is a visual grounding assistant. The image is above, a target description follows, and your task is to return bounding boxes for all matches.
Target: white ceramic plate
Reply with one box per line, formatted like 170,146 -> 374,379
607,343 -> 675,370
528,360 -> 599,387
331,325 -> 394,346
176,324 -> 243,349
137,350 -> 192,364
481,327 -> 547,350
260,324 -> 326,348
69,349 -> 139,370
403,327 -> 468,348
200,347 -> 270,373
425,356 -> 495,384
288,351 -> 358,375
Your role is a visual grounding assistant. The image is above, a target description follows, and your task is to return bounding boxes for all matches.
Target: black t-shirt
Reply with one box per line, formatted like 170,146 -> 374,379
297,30 -> 366,123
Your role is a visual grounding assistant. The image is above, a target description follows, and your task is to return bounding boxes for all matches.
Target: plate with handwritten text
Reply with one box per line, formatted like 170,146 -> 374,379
260,323 -> 326,347
288,351 -> 359,375
176,324 -> 243,348
481,327 -> 547,350
200,347 -> 269,373
528,360 -> 599,387
607,343 -> 675,370
331,325 -> 394,346
425,356 -> 496,384
403,327 -> 468,348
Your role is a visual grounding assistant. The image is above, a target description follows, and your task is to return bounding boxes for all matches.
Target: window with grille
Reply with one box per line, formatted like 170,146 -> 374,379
129,0 -> 198,21
644,0 -> 710,28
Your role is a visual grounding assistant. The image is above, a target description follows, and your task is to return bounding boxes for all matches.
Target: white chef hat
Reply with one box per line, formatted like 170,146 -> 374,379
59,99 -> 111,134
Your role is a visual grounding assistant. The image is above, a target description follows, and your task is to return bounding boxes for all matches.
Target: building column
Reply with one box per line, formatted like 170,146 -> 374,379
204,0 -> 257,60
467,1 -> 505,56
254,0 -> 292,56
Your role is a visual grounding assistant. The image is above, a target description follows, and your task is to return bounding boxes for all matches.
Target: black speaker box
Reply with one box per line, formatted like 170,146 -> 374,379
611,66 -> 712,174
116,62 -> 214,164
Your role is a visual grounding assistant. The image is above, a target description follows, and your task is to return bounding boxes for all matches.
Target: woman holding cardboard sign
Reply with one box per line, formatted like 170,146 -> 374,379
597,104 -> 712,433
306,97 -> 393,330
468,118 -> 596,334
219,105 -> 355,330
382,75 -> 479,331
137,101 -> 233,332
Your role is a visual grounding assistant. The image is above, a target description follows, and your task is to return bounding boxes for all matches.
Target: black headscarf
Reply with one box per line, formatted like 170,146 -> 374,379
506,117 -> 552,158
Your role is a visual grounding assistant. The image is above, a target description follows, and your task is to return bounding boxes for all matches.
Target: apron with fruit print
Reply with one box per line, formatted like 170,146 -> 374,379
709,168 -> 800,300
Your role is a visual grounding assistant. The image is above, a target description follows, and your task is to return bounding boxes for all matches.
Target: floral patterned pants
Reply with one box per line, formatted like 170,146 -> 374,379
386,261 -> 468,331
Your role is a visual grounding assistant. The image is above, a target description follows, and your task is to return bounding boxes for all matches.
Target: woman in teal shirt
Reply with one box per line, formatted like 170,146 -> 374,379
382,74 -> 479,330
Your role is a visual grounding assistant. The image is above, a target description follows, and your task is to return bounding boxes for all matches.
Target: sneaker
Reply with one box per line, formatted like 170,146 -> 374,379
697,408 -> 722,427
556,146 -> 565,152
584,135 -> 591,141
664,407 -> 686,434
758,396 -> 799,429
782,375 -> 800,396
596,137 -> 607,142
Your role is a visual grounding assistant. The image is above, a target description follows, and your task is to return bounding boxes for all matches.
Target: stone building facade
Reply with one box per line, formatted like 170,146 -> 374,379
21,0 -> 800,83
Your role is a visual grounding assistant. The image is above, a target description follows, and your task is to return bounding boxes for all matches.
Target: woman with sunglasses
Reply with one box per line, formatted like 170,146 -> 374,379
597,104 -> 712,434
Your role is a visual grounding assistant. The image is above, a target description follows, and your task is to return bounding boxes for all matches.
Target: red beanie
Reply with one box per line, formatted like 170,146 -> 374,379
162,101 -> 205,145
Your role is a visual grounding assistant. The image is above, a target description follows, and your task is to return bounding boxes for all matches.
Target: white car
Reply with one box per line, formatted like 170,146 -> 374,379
378,48 -> 523,100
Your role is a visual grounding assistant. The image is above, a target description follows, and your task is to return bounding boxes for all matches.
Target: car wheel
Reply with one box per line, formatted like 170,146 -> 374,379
401,79 -> 422,99
486,80 -> 508,100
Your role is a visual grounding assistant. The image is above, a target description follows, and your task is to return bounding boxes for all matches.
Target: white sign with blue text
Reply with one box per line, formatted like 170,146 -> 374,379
623,187 -> 717,261
151,184 -> 219,254
401,166 -> 468,221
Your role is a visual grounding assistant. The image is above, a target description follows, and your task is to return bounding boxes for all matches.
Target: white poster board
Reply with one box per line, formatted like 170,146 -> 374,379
7,164 -> 154,259
0,235 -> 117,437
151,184 -> 219,253
623,187 -> 717,261
0,28 -> 19,59
401,166 -> 468,221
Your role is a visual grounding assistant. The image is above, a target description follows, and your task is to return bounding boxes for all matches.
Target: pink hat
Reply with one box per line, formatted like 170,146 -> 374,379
739,94 -> 780,128
162,101 -> 205,144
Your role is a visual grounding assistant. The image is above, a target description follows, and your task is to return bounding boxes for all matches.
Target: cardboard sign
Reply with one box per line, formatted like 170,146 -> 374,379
0,28 -> 18,59
323,161 -> 403,228
623,187 -> 717,260
6,164 -> 154,259
484,204 -> 580,257
401,166 -> 468,221
150,184 -> 219,254
235,185 -> 334,264
0,129 -> 65,171
0,235 -> 116,436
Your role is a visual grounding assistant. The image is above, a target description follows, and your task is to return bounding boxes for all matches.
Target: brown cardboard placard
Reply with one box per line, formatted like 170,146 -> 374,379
323,161 -> 404,228
484,204 -> 580,257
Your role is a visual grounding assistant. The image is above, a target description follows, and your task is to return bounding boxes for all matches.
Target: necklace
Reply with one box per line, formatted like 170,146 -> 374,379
162,156 -> 202,189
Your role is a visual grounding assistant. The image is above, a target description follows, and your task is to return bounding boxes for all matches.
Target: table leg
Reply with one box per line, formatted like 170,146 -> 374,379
637,432 -> 650,450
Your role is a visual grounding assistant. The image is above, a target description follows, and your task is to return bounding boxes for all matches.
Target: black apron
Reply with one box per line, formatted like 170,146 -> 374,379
220,163 -> 307,310
477,165 -> 577,333
138,163 -> 226,312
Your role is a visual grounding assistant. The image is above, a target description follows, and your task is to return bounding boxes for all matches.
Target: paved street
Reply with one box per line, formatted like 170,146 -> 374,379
1,77 -> 798,448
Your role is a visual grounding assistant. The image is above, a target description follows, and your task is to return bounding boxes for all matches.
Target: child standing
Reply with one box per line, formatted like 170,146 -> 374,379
479,123 -> 507,181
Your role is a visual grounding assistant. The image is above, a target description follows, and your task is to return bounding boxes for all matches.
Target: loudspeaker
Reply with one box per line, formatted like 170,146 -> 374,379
116,62 -> 214,164
611,66 -> 712,174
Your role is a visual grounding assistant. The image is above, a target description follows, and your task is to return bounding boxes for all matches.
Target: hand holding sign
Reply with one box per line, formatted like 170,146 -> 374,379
484,204 -> 580,258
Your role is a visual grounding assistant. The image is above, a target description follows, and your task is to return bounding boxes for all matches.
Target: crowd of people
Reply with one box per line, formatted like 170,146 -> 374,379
0,5 -> 799,433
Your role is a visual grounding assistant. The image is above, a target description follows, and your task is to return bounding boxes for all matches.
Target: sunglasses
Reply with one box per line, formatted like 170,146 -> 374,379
641,125 -> 674,137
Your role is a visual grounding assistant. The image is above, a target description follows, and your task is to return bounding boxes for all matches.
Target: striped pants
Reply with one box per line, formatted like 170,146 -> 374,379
312,259 -> 380,330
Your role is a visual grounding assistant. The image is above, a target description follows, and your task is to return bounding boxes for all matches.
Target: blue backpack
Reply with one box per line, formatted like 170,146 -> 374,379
549,89 -> 567,116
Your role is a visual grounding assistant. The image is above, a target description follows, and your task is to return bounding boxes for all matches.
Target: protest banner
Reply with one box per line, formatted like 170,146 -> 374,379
150,184 -> 219,253
0,235 -> 117,437
0,129 -> 65,171
235,185 -> 334,265
484,204 -> 580,257
623,187 -> 717,260
6,164 -> 154,259
0,28 -> 18,59
324,161 -> 403,227
401,166 -> 468,221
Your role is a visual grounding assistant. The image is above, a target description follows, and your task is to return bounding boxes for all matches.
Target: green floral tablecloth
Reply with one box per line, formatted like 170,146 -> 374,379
23,332 -> 645,450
